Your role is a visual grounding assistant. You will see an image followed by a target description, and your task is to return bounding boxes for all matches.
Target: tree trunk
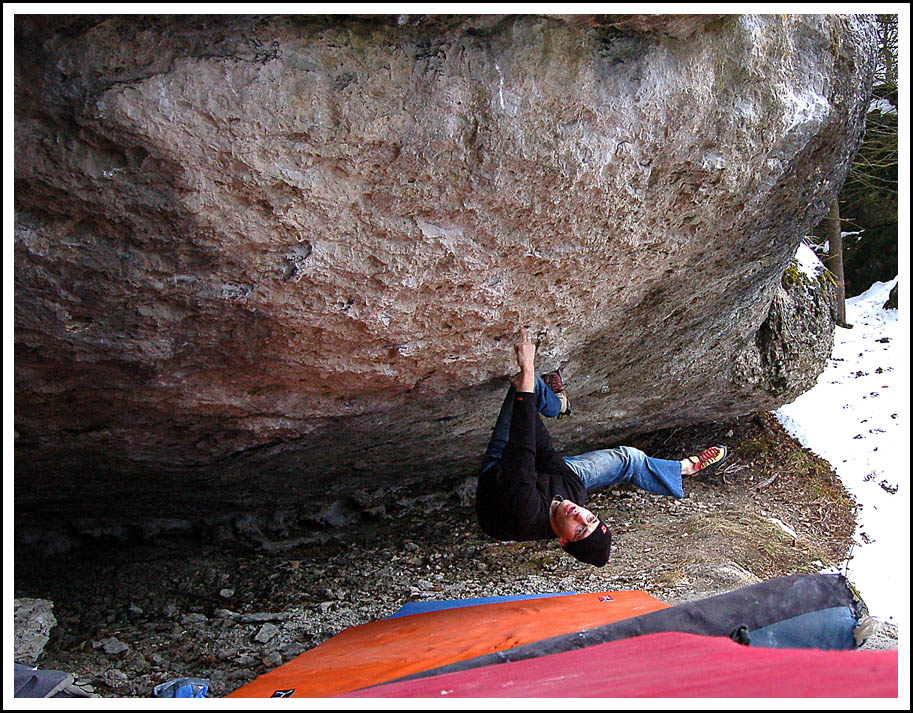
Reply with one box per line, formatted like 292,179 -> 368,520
824,199 -> 848,326
879,16 -> 897,83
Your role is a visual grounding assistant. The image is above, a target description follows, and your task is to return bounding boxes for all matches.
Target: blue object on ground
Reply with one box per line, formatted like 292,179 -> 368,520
153,677 -> 209,698
388,592 -> 576,618
744,606 -> 858,650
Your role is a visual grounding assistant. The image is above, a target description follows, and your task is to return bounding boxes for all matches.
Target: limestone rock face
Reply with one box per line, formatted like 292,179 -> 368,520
14,14 -> 875,521
14,598 -> 57,665
734,270 -> 839,401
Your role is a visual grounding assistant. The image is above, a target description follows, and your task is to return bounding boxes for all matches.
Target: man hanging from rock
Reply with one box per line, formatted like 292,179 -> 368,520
476,327 -> 728,567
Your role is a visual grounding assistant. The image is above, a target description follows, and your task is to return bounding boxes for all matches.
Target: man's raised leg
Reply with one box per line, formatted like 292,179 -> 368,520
482,374 -> 564,472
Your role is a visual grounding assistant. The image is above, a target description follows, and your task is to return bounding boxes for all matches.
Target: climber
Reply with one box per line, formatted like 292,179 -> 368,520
475,327 -> 728,567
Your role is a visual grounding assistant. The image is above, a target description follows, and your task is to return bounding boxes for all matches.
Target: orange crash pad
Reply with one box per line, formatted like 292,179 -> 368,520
228,590 -> 669,698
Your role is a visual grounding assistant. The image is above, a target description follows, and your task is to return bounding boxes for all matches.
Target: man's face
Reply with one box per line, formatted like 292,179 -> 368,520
550,498 -> 600,546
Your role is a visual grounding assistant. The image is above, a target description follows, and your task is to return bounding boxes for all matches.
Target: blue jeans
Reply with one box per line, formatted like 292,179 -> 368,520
482,377 -> 683,499
482,374 -> 563,472
564,446 -> 684,499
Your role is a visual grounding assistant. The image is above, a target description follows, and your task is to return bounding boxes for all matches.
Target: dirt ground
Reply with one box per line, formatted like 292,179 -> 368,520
13,412 -> 894,698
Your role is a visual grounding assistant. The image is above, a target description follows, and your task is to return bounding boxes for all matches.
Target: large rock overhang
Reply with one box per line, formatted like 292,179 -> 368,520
13,14 -> 875,521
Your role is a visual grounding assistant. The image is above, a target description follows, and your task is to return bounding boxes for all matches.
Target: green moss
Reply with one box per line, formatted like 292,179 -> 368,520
782,262 -> 804,287
818,269 -> 838,289
781,259 -> 837,292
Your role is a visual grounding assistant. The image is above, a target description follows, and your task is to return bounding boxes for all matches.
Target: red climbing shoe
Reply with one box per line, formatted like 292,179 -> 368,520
545,370 -> 571,418
687,445 -> 729,472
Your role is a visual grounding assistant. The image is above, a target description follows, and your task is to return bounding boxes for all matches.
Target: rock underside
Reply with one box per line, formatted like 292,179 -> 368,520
14,14 -> 875,523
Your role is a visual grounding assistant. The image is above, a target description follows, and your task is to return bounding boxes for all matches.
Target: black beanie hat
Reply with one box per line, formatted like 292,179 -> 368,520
562,520 -> 612,567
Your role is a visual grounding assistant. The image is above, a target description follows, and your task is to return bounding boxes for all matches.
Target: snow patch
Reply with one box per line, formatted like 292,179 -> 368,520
774,275 -> 905,618
868,97 -> 897,115
794,242 -> 824,279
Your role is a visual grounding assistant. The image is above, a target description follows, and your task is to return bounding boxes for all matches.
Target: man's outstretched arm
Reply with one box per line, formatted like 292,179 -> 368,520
513,326 -> 536,393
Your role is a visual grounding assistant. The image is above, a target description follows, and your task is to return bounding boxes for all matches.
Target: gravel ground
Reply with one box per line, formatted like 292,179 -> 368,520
13,412 -> 897,697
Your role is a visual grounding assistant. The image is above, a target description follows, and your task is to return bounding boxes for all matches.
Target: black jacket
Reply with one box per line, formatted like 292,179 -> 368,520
476,391 -> 587,541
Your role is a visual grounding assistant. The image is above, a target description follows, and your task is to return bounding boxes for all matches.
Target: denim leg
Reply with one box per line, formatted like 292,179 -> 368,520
481,374 -> 563,472
534,373 -> 563,419
563,446 -> 684,499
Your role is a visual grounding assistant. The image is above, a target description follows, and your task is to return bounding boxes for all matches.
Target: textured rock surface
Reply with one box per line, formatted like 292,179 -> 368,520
734,268 -> 838,401
14,14 -> 875,521
14,598 -> 58,665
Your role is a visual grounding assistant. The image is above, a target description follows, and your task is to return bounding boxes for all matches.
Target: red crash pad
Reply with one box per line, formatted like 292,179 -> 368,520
340,630 -> 899,698
228,590 -> 668,698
